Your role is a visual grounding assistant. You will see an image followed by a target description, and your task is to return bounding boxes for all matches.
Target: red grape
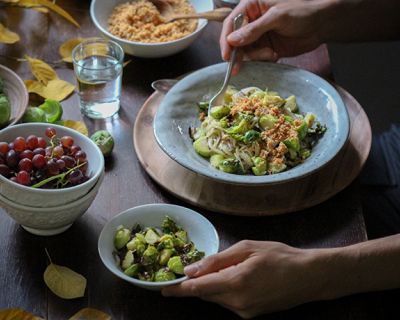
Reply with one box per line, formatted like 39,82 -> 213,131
16,170 -> 30,185
6,150 -> 18,168
45,127 -> 56,138
26,135 -> 38,150
75,150 -> 86,163
14,137 -> 26,152
20,150 -> 34,160
69,170 -> 83,185
56,159 -> 66,170
37,137 -> 47,149
70,145 -> 81,155
60,136 -> 74,148
0,164 -> 11,177
53,145 -> 64,157
8,142 -> 14,150
45,146 -> 53,157
46,159 -> 59,176
33,148 -> 45,156
61,155 -> 75,168
0,142 -> 9,154
32,154 -> 46,169
19,158 -> 33,173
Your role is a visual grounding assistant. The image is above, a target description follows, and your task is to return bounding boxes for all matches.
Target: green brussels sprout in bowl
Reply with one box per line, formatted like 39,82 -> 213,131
98,204 -> 219,290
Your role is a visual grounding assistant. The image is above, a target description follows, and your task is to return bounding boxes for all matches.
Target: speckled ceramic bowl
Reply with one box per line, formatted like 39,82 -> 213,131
0,171 -> 104,236
154,61 -> 350,185
90,0 -> 214,58
0,64 -> 28,128
98,204 -> 219,290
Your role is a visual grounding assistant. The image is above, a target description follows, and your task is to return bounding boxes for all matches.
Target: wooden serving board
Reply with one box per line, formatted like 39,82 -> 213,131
133,85 -> 371,216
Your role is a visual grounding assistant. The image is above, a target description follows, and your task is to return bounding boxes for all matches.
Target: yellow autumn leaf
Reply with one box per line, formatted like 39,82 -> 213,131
0,308 -> 44,320
15,0 -> 80,27
0,0 -> 19,2
63,120 -> 89,136
59,38 -> 85,63
25,79 -> 75,101
0,23 -> 20,44
32,6 -> 49,13
44,263 -> 87,299
68,308 -> 112,320
25,55 -> 57,85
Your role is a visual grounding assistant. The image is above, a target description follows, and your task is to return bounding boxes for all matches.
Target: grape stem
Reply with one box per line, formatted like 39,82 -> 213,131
31,161 -> 87,189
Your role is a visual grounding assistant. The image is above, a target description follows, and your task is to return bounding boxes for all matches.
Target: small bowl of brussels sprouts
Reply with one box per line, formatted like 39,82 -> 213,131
98,204 -> 219,290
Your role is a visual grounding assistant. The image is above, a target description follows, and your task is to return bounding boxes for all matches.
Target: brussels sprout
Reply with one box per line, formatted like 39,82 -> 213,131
138,271 -> 154,282
39,99 -> 63,123
159,249 -> 174,266
284,115 -> 294,124
263,95 -> 285,108
121,250 -> 135,270
297,122 -> 308,140
243,130 -> 260,144
126,235 -> 146,255
210,154 -> 225,168
0,94 -> 11,127
224,85 -> 239,103
175,230 -> 188,243
22,106 -> 46,123
197,101 -> 209,112
157,234 -> 175,249
186,249 -> 205,264
269,162 -> 287,174
300,149 -> 311,160
304,113 -> 316,128
251,157 -> 267,176
259,115 -> 278,130
144,228 -> 160,245
219,116 -> 229,128
142,245 -> 158,265
226,118 -> 249,135
155,268 -> 176,282
114,227 -> 131,250
91,130 -> 114,157
284,95 -> 298,112
283,137 -> 300,152
219,158 -> 241,174
167,256 -> 184,275
162,216 -> 179,234
193,136 -> 212,157
210,105 -> 230,119
124,263 -> 140,277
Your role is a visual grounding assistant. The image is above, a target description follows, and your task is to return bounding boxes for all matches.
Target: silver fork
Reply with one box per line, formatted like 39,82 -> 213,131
208,13 -> 244,117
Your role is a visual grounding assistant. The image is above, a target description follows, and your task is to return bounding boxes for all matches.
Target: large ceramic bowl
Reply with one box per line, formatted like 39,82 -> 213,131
0,64 -> 28,128
98,204 -> 219,290
90,0 -> 214,58
0,123 -> 105,207
154,61 -> 350,185
0,171 -> 104,236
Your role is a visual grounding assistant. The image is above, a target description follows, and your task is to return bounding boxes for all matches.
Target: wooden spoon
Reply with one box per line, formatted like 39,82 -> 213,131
150,0 -> 232,23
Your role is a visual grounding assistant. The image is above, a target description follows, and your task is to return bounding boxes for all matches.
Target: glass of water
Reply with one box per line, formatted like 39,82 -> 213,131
72,38 -> 124,119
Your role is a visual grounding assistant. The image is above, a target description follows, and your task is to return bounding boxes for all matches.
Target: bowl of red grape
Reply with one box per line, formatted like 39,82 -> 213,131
0,123 -> 104,207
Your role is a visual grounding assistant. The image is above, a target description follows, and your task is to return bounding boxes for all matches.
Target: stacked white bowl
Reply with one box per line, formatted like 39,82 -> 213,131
0,123 -> 105,236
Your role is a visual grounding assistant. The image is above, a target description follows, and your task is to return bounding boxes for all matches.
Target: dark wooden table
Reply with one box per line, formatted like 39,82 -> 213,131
1,1 -> 397,319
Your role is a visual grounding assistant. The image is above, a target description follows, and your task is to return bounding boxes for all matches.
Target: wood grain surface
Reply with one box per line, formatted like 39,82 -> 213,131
1,1 -> 395,319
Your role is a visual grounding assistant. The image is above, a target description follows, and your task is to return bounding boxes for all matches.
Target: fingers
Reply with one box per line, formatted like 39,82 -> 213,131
244,45 -> 279,61
184,240 -> 254,278
162,272 -> 226,297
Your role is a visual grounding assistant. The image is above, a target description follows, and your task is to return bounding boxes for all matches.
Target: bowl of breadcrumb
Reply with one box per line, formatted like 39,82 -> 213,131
90,0 -> 214,58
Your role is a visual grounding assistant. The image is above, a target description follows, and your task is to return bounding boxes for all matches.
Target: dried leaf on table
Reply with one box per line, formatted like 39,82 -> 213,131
31,6 -> 49,13
25,55 -> 57,85
59,38 -> 85,63
62,120 -> 89,136
14,0 -> 80,27
68,308 -> 112,320
0,0 -> 19,3
44,262 -> 87,299
25,79 -> 75,101
0,23 -> 20,44
0,308 -> 44,320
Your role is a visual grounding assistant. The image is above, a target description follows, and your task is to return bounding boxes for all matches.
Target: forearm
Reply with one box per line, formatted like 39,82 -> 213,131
318,0 -> 400,42
313,234 -> 400,301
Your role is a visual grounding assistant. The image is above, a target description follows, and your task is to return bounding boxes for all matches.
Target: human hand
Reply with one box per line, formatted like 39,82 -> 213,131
220,0 -> 330,73
162,240 -> 324,318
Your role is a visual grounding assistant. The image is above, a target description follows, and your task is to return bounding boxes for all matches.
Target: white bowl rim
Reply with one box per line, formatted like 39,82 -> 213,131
98,203 -> 220,287
0,171 -> 104,211
90,0 -> 213,47
0,123 -> 105,194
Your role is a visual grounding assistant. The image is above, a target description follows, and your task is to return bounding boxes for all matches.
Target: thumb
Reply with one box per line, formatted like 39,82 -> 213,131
184,240 -> 254,278
227,15 -> 274,47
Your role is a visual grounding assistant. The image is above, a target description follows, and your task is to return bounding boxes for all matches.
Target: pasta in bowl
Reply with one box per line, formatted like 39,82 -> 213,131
154,61 -> 349,185
191,86 -> 326,176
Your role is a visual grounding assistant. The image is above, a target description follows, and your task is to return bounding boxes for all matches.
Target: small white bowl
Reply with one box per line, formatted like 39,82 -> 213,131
0,123 -> 104,207
90,0 -> 214,58
0,171 -> 104,236
98,204 -> 219,290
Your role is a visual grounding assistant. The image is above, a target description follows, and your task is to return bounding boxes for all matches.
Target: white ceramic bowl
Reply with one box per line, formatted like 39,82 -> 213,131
0,123 -> 105,207
90,0 -> 214,58
0,171 -> 104,236
98,204 -> 219,290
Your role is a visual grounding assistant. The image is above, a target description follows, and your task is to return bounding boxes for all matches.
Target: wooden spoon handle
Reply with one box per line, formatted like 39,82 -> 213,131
170,7 -> 233,22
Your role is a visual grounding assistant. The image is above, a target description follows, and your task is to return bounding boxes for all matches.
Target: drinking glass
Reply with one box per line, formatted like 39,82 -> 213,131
72,38 -> 124,119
